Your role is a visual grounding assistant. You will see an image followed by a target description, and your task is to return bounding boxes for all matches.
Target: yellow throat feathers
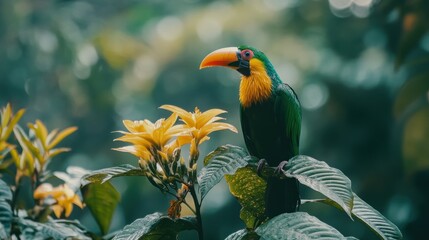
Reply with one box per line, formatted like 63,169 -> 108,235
239,58 -> 272,108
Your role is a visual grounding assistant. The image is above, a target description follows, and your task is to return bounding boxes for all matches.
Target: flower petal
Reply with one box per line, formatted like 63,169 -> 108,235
160,105 -> 195,126
64,202 -> 73,217
163,113 -> 178,130
198,122 -> 238,140
34,183 -> 54,199
196,109 -> 227,128
72,195 -> 84,209
51,205 -> 63,218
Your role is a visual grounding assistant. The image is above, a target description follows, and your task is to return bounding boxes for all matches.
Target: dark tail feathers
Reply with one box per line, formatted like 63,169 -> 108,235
265,177 -> 300,218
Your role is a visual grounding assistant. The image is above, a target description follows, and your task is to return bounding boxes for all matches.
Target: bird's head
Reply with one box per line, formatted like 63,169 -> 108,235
200,46 -> 281,107
199,46 -> 274,77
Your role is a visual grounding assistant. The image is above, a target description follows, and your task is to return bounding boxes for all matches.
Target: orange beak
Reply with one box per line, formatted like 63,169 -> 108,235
199,47 -> 240,70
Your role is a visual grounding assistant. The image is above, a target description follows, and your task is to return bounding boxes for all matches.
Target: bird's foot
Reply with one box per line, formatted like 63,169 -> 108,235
274,160 -> 288,177
256,158 -> 267,177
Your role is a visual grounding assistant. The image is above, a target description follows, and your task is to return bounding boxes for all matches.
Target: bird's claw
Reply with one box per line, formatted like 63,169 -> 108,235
256,159 -> 267,177
274,160 -> 288,177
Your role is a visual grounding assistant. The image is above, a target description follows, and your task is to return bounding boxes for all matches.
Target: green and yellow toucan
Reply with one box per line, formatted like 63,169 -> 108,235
200,46 -> 301,218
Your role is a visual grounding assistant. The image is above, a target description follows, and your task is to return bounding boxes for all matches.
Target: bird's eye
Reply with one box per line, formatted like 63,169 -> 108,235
241,50 -> 254,61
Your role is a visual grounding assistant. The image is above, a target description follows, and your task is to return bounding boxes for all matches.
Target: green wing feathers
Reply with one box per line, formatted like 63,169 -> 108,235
274,83 -> 302,157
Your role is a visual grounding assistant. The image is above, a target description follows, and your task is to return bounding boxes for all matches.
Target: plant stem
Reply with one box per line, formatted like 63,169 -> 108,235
181,200 -> 197,215
164,189 -> 197,215
189,185 -> 203,240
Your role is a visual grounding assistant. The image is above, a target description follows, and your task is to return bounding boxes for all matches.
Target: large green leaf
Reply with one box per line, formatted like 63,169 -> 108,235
0,178 -> 12,202
225,167 -> 266,229
284,155 -> 353,218
224,229 -> 260,240
18,218 -> 91,239
255,212 -> 347,240
198,145 -> 254,199
82,182 -> 120,235
203,145 -> 253,165
351,194 -> 402,240
302,193 -> 402,240
81,164 -> 145,186
0,179 -> 12,237
112,212 -> 197,240
0,222 -> 7,240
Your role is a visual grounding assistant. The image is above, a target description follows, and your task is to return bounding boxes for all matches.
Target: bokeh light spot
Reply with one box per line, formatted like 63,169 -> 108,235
197,18 -> 223,43
421,33 -> 429,52
35,29 -> 58,53
77,44 -> 98,67
329,0 -> 352,10
156,16 -> 184,41
301,82 -> 329,110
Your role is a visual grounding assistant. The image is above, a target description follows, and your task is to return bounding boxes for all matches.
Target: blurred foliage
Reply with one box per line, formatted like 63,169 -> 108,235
0,0 -> 428,239
0,104 -> 89,239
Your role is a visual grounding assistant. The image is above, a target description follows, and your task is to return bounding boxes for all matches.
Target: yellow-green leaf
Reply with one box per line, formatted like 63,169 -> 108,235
225,167 -> 266,229
82,182 -> 120,235
28,120 -> 49,150
14,127 -> 43,163
48,127 -> 77,150
1,108 -> 25,141
1,104 -> 11,130
48,148 -> 71,159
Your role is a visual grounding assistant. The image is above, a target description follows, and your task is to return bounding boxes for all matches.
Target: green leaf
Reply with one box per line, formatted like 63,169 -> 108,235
302,194 -> 403,240
81,164 -> 145,186
0,179 -> 12,237
255,212 -> 347,239
225,167 -> 266,229
0,222 -> 7,240
112,212 -> 197,240
284,155 -> 353,218
198,145 -> 254,199
18,218 -> 91,240
0,202 -> 11,238
225,229 -> 260,240
204,144 -> 253,165
82,182 -> 120,235
0,179 -> 12,201
351,194 -> 402,240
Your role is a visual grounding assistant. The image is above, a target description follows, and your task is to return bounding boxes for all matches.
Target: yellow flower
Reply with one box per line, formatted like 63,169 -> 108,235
34,183 -> 83,218
113,113 -> 190,161
113,145 -> 153,162
160,105 -> 237,145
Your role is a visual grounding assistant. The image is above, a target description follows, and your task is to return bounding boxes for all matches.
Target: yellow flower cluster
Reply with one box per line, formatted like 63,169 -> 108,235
34,183 -> 84,218
114,105 -> 237,169
114,112 -> 190,165
113,104 -> 237,196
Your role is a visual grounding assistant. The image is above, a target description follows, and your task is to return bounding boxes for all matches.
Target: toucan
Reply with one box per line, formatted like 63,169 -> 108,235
200,46 -> 301,218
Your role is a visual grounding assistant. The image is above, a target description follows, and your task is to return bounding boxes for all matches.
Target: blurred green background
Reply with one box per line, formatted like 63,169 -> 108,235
1,0 -> 428,239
